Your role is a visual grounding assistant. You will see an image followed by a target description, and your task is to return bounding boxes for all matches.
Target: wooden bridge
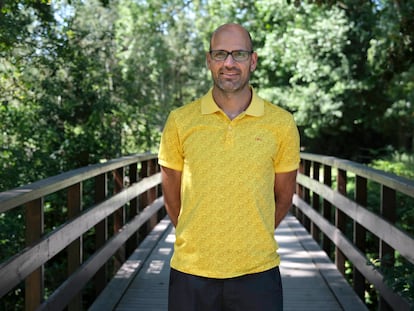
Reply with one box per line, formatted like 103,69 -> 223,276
0,153 -> 413,310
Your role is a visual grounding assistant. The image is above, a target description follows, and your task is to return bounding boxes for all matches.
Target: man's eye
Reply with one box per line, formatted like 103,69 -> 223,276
215,51 -> 227,58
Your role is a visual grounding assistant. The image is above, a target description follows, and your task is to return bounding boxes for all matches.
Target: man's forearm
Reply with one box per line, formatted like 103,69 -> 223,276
164,200 -> 181,227
160,166 -> 182,227
274,201 -> 292,229
274,170 -> 297,229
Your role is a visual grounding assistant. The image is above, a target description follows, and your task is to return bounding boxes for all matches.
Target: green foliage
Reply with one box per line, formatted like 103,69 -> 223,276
370,153 -> 414,180
2,0 -> 413,187
252,0 -> 414,160
368,254 -> 414,306
1,0 -> 414,309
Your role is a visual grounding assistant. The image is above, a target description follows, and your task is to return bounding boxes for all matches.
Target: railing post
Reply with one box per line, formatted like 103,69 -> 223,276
148,158 -> 158,229
113,167 -> 125,272
126,162 -> 139,256
139,160 -> 149,237
295,159 -> 305,219
311,162 -> 321,244
379,185 -> 396,311
25,198 -> 44,311
322,164 -> 332,255
303,160 -> 311,230
354,175 -> 367,301
67,183 -> 83,311
94,173 -> 108,296
335,169 -> 347,276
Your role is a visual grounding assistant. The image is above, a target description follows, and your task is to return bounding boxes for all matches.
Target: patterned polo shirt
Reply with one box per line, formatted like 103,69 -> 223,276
158,87 -> 300,278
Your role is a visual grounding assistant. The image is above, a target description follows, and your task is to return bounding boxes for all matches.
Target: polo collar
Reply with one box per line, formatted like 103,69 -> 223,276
201,87 -> 264,117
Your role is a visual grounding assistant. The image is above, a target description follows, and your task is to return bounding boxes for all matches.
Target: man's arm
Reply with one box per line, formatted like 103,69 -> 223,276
160,166 -> 182,227
274,170 -> 297,229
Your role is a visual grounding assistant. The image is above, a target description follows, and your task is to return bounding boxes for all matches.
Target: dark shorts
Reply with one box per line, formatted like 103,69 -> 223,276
168,267 -> 283,311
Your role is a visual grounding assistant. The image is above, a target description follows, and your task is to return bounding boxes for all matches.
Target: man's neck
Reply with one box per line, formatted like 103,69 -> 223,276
212,87 -> 252,120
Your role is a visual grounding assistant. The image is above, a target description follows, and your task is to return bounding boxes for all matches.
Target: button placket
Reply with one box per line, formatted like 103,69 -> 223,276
225,122 -> 234,146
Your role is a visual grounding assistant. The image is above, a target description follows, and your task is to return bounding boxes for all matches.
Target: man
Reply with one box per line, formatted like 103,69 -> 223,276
158,23 -> 300,311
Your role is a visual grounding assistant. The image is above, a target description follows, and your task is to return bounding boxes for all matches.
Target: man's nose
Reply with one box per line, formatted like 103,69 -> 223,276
223,54 -> 236,65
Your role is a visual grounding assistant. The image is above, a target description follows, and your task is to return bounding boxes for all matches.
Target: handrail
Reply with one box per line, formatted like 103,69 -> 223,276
294,152 -> 414,311
300,153 -> 414,197
0,153 -> 163,311
0,153 -> 156,213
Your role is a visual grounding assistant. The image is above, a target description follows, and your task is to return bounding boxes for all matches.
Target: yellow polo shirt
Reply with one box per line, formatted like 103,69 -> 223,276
158,88 -> 300,278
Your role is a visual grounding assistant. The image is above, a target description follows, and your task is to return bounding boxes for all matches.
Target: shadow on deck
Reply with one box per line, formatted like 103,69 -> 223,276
90,214 -> 367,311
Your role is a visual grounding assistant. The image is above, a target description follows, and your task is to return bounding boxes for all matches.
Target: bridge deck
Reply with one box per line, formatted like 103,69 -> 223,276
90,214 -> 367,311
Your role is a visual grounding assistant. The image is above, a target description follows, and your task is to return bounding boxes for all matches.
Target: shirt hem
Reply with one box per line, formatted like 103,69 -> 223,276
169,261 -> 280,279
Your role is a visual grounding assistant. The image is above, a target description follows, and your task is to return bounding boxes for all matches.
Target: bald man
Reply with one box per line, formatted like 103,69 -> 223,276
159,23 -> 300,311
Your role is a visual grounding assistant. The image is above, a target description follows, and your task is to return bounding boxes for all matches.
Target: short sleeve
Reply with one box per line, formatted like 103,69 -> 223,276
274,116 -> 300,173
158,111 -> 184,171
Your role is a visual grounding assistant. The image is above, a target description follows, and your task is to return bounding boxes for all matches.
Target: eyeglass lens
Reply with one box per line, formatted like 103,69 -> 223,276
210,50 -> 251,62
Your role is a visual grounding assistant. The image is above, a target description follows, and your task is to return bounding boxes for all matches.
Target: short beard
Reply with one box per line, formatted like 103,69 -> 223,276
213,73 -> 250,94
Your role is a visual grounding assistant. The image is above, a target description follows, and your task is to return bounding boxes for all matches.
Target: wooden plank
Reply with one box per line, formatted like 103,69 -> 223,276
113,215 -> 367,311
280,215 -> 367,311
89,217 -> 171,311
114,220 -> 173,311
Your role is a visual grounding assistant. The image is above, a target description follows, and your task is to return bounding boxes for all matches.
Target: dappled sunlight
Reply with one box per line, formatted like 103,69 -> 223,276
280,265 -> 319,278
165,232 -> 176,244
146,260 -> 165,274
114,260 -> 143,279
158,247 -> 172,255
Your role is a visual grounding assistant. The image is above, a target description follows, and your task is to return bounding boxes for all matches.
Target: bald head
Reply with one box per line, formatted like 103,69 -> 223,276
209,23 -> 253,52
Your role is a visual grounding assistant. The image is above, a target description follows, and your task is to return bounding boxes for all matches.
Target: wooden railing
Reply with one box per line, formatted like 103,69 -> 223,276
0,154 -> 163,311
293,153 -> 414,311
1,153 -> 414,310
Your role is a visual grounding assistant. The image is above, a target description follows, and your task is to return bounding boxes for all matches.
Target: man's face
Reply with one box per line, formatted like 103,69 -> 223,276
207,26 -> 257,93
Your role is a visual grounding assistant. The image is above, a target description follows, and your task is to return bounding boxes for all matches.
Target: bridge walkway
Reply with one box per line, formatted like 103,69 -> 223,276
90,214 -> 367,311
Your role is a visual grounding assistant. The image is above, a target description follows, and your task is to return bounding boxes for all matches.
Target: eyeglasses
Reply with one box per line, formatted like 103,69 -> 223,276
209,50 -> 253,62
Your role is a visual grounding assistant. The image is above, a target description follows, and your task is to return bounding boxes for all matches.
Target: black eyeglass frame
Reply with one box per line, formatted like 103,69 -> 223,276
209,49 -> 254,62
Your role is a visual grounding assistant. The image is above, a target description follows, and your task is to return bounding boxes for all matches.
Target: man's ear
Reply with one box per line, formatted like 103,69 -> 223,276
250,52 -> 258,72
206,52 -> 211,70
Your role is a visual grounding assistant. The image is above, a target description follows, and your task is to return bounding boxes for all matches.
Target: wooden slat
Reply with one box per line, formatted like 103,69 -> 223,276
111,215 -> 368,311
89,217 -> 171,311
280,215 -> 368,311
